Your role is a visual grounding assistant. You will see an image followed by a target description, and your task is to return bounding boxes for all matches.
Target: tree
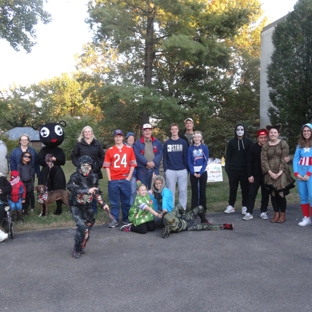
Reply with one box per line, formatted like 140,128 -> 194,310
267,0 -> 312,151
0,0 -> 51,52
86,0 -> 257,126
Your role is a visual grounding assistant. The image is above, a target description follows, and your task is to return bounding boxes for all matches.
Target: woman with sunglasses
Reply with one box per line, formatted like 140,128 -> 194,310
10,134 -> 40,213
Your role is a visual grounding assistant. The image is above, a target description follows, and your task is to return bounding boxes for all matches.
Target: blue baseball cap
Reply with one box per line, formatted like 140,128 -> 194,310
113,129 -> 124,137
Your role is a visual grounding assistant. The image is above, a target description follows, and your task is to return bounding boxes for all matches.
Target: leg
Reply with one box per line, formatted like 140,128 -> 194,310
198,171 -> 208,211
107,180 -> 121,222
246,176 -> 261,214
131,223 -> 148,234
228,170 -> 239,207
270,193 -> 280,222
260,178 -> 269,213
190,174 -> 200,209
71,206 -> 87,258
165,169 -> 177,208
188,223 -> 223,231
136,168 -> 148,188
177,169 -> 188,209
119,179 -> 131,223
129,176 -> 137,206
239,170 -> 249,207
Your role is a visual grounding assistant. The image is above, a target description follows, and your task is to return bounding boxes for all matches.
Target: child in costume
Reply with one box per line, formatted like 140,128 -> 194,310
162,205 -> 234,239
67,155 -> 109,259
121,181 -> 163,234
8,170 -> 26,222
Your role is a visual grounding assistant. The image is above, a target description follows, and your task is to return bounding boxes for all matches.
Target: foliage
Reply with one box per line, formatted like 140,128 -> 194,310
267,0 -> 312,152
0,0 -> 51,52
81,0 -> 265,153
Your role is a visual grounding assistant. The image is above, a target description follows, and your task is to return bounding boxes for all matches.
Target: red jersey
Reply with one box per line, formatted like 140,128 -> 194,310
103,145 -> 137,180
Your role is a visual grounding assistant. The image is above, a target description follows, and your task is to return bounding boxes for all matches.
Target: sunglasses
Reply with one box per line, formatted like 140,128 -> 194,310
23,155 -> 31,158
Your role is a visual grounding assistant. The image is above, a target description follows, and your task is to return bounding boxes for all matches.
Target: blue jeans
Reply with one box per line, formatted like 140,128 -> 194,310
130,176 -> 137,207
136,167 -> 158,189
108,179 -> 131,222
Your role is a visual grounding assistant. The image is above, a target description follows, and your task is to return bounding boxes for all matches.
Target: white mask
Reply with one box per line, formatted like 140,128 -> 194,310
80,163 -> 92,176
236,126 -> 244,137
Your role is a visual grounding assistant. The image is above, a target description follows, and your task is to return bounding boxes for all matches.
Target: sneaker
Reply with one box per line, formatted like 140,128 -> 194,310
72,249 -> 81,259
122,219 -> 131,225
201,218 -> 210,224
241,206 -> 247,215
222,223 -> 234,230
108,219 -> 118,228
224,205 -> 235,214
242,213 -> 253,221
298,216 -> 311,226
0,230 -> 8,242
120,223 -> 132,232
260,212 -> 269,220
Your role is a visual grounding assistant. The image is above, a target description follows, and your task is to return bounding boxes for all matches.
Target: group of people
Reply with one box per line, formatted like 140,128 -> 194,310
1,119 -> 312,258
224,122 -> 312,227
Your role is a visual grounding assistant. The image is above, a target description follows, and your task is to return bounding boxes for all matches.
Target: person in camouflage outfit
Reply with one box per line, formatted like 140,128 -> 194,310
162,205 -> 234,238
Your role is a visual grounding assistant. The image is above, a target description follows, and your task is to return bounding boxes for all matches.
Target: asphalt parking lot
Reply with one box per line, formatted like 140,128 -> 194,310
1,204 -> 311,312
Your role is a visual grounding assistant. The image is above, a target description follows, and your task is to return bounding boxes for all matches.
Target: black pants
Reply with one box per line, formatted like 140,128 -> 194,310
227,169 -> 249,207
246,175 -> 269,214
271,192 -> 287,213
131,221 -> 155,234
190,171 -> 207,211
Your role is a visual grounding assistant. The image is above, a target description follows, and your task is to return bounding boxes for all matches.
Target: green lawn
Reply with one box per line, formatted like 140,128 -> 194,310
15,161 -> 300,232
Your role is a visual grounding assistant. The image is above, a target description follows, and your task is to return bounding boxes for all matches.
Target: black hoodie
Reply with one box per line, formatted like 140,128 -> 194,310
225,124 -> 253,172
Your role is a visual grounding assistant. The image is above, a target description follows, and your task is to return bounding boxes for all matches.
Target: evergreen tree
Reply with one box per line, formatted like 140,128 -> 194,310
267,0 -> 312,151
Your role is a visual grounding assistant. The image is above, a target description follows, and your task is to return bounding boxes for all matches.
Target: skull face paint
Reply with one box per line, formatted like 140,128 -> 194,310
80,163 -> 92,176
236,126 -> 244,138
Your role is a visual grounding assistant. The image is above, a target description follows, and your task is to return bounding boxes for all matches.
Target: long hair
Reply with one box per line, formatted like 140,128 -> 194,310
298,126 -> 312,148
77,126 -> 97,143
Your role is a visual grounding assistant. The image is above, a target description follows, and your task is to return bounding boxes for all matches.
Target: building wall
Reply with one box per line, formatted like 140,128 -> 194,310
260,16 -> 287,128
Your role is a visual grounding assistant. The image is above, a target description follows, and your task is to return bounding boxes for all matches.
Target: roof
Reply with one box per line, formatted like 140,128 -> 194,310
4,127 -> 40,141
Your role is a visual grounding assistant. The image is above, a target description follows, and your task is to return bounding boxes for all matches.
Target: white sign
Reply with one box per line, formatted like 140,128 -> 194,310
207,164 -> 223,182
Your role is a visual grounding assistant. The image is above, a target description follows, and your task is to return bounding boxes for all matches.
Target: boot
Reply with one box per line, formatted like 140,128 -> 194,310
17,210 -> 24,223
277,212 -> 286,223
271,212 -> 280,223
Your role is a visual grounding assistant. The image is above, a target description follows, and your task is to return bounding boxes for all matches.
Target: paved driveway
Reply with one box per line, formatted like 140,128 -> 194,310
1,204 -> 310,312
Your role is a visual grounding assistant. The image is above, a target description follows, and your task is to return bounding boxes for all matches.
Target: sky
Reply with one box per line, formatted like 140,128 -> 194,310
0,0 -> 299,89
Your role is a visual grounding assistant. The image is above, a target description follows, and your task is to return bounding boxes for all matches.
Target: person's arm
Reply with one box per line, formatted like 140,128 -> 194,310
133,140 -> 148,166
9,149 -> 18,171
199,145 -> 209,176
152,140 -> 163,167
224,141 -> 231,173
162,142 -> 168,171
247,145 -> 254,182
71,143 -> 80,167
106,168 -> 111,181
183,140 -> 188,171
144,205 -> 163,218
187,146 -> 194,175
162,188 -> 174,212
53,148 -> 66,166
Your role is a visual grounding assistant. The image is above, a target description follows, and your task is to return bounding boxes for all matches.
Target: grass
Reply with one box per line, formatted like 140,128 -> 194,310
14,162 -> 300,232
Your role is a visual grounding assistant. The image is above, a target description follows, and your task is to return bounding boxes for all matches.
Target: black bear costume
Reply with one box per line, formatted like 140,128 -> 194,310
37,121 -> 66,215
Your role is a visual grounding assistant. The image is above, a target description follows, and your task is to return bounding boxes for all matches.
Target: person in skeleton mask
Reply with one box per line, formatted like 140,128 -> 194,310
224,124 -> 253,215
67,155 -> 109,259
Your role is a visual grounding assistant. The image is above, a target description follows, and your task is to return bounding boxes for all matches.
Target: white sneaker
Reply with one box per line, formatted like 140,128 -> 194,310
224,205 -> 235,213
260,212 -> 269,220
241,206 -> 247,215
298,216 -> 311,226
0,230 -> 8,242
242,213 -> 253,220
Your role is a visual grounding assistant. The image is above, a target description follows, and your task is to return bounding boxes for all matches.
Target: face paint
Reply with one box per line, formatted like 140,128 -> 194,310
236,126 -> 244,137
80,163 -> 92,176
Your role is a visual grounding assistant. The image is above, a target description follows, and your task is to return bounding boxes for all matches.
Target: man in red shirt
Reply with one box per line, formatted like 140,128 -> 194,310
103,129 -> 137,227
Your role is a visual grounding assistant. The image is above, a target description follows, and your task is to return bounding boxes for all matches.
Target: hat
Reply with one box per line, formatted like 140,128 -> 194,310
257,129 -> 269,137
125,132 -> 135,139
113,129 -> 124,136
142,124 -> 152,130
266,124 -> 282,132
184,118 -> 194,123
11,170 -> 19,179
301,123 -> 312,131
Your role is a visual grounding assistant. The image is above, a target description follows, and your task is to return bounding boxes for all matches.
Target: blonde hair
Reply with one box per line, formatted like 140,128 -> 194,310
192,131 -> 204,144
19,134 -> 30,145
77,126 -> 97,142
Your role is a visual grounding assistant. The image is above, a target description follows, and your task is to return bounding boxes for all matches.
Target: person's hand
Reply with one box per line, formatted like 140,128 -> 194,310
51,156 -> 56,162
146,161 -> 155,169
296,174 -> 304,180
88,187 -> 98,194
248,176 -> 254,183
284,156 -> 291,163
303,174 -> 310,181
22,200 -> 25,203
103,204 -> 109,211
